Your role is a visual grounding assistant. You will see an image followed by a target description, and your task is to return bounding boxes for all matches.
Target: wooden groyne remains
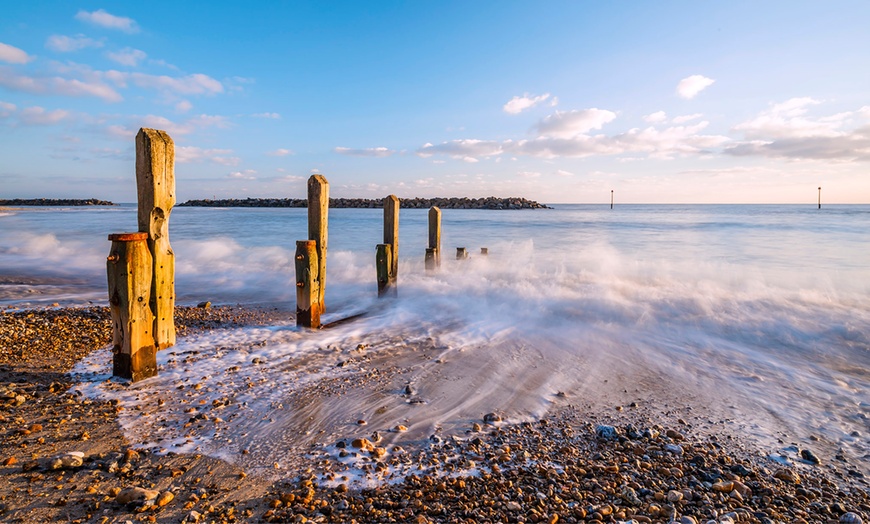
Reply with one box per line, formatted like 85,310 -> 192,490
106,127 -> 545,380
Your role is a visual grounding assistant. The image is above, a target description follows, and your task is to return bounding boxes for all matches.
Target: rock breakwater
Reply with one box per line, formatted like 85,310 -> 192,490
178,196 -> 550,209
0,198 -> 115,206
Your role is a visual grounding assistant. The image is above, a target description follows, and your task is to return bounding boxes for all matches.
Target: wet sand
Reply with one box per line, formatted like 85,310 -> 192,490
0,305 -> 867,523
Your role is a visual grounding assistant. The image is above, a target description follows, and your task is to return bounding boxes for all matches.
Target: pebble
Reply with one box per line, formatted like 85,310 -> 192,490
800,448 -> 821,464
483,412 -> 502,423
840,513 -> 864,524
116,487 -> 159,505
595,424 -> 620,440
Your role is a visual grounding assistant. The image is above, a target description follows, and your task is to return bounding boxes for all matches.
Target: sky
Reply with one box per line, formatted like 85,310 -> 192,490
0,1 -> 868,204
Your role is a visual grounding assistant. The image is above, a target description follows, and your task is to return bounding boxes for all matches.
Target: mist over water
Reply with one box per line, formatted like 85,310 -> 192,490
3,204 -> 869,477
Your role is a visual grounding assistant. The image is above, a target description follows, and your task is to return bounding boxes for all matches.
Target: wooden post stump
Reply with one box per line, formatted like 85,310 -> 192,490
295,240 -> 321,328
308,175 -> 329,313
456,247 -> 468,260
382,195 -> 399,295
480,247 -> 489,255
425,247 -> 437,272
376,243 -> 395,297
428,206 -> 441,268
107,232 -> 157,382
136,128 -> 176,350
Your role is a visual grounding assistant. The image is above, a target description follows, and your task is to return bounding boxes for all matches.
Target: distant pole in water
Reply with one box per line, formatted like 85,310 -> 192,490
818,186 -> 822,209
428,206 -> 441,268
135,128 -> 176,350
611,190 -> 614,210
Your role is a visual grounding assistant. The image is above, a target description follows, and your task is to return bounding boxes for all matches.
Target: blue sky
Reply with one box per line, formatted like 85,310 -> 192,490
1,1 -> 868,203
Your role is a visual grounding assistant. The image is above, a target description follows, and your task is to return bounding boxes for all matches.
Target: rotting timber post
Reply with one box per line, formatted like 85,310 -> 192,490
297,174 -> 328,328
107,232 -> 157,382
428,206 -> 441,269
136,128 -> 176,350
378,195 -> 399,297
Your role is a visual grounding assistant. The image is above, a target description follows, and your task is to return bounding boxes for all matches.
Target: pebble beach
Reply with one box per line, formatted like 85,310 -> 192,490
0,305 -> 867,523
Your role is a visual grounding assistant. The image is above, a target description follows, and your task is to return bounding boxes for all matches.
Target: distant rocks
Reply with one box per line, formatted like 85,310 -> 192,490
178,196 -> 551,210
0,198 -> 115,206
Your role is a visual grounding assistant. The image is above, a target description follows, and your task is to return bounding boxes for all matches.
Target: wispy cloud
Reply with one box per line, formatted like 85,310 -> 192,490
139,114 -> 230,136
0,42 -> 33,64
75,9 -> 139,33
0,67 -> 122,102
676,75 -> 715,99
334,146 -> 395,157
176,146 -> 240,166
106,48 -> 147,67
228,169 -> 257,180
45,35 -> 103,53
535,109 -> 617,138
108,72 -> 224,96
503,93 -> 552,114
268,148 -> 293,156
252,112 -> 280,119
19,106 -> 71,125
0,101 -> 16,118
643,111 -> 667,123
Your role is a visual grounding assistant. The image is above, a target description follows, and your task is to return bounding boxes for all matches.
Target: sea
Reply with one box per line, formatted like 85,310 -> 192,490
1,203 -> 868,481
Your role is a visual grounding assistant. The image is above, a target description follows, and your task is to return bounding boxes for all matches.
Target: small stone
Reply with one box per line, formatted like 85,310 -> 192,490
680,517 -> 698,524
664,444 -> 684,456
187,510 -> 202,522
472,423 -> 482,432
483,412 -> 502,424
156,491 -> 174,507
3,457 -> 16,466
773,468 -> 800,484
196,301 -> 211,309
506,501 -> 522,511
712,481 -> 734,492
665,429 -> 684,440
667,490 -> 683,503
116,487 -> 159,504
595,425 -> 619,440
840,513 -> 863,524
800,448 -> 821,464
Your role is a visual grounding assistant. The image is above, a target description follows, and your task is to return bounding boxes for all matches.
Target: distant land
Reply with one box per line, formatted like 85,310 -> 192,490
0,198 -> 115,206
179,196 -> 551,210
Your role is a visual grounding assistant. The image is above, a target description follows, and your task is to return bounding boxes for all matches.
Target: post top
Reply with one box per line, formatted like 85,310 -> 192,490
108,232 -> 149,241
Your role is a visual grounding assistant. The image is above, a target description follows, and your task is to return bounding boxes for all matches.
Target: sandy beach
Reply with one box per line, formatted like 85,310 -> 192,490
0,304 -> 866,523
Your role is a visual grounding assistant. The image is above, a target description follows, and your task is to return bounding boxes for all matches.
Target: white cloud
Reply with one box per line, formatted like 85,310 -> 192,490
417,139 -> 505,159
113,72 -> 224,96
334,146 -> 395,157
677,75 -> 715,99
268,148 -> 293,156
643,111 -> 667,123
106,48 -> 147,67
0,42 -> 33,64
45,34 -> 103,53
535,109 -> 617,138
140,114 -> 229,136
19,106 -> 71,125
0,101 -> 16,118
672,113 -> 703,124
75,9 -> 139,33
176,146 -> 239,166
228,169 -> 257,180
175,100 -> 192,113
503,93 -> 551,114
252,112 -> 281,119
517,171 -> 541,178
0,67 -> 122,102
732,97 -> 839,139
555,169 -> 574,177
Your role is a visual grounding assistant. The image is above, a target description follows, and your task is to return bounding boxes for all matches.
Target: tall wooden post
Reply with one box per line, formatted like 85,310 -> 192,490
295,240 -> 321,328
376,244 -> 394,297
382,195 -> 399,296
107,232 -> 157,382
818,186 -> 821,209
428,206 -> 441,268
308,175 -> 329,313
136,128 -> 175,350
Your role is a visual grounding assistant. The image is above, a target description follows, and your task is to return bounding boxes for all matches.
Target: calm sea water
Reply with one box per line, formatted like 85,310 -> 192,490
2,204 -> 869,476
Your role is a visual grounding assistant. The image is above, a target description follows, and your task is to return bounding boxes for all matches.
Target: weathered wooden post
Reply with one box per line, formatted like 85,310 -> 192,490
308,175 -> 329,313
425,248 -> 437,272
136,128 -> 175,350
376,244 -> 393,296
456,247 -> 468,260
295,240 -> 321,328
428,206 -> 441,268
611,189 -> 614,210
107,232 -> 157,382
380,195 -> 399,297
480,247 -> 488,255
818,186 -> 821,209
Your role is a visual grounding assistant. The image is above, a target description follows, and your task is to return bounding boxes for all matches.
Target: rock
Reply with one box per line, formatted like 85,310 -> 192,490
680,517 -> 698,524
156,491 -> 174,507
595,425 -> 620,440
483,412 -> 502,424
196,301 -> 211,309
187,510 -> 202,522
116,486 -> 159,504
506,501 -> 522,511
840,513 -> 863,524
712,481 -> 734,492
774,468 -> 800,484
800,448 -> 821,464
665,429 -> 684,440
667,490 -> 683,502
665,444 -> 684,456
45,452 -> 84,470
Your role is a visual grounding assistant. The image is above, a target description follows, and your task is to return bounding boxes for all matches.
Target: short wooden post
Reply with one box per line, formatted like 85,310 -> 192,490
611,189 -> 614,210
818,186 -> 821,209
428,206 -> 441,267
295,240 -> 321,328
308,175 -> 329,313
425,248 -> 437,272
136,128 -> 176,350
383,195 -> 399,293
107,232 -> 157,382
376,244 -> 395,297
480,247 -> 488,255
456,247 -> 468,260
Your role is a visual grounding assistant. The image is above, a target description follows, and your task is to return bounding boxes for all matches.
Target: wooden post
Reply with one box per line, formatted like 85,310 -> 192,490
308,175 -> 329,313
383,195 -> 399,292
425,248 -> 437,272
376,244 -> 395,297
480,247 -> 488,255
611,190 -> 614,210
107,232 -> 157,382
136,128 -> 175,350
295,240 -> 321,328
456,247 -> 468,260
428,206 -> 441,267
818,186 -> 821,209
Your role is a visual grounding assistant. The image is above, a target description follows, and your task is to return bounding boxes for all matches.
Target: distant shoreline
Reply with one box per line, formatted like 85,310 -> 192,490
0,198 -> 115,206
178,196 -> 551,209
